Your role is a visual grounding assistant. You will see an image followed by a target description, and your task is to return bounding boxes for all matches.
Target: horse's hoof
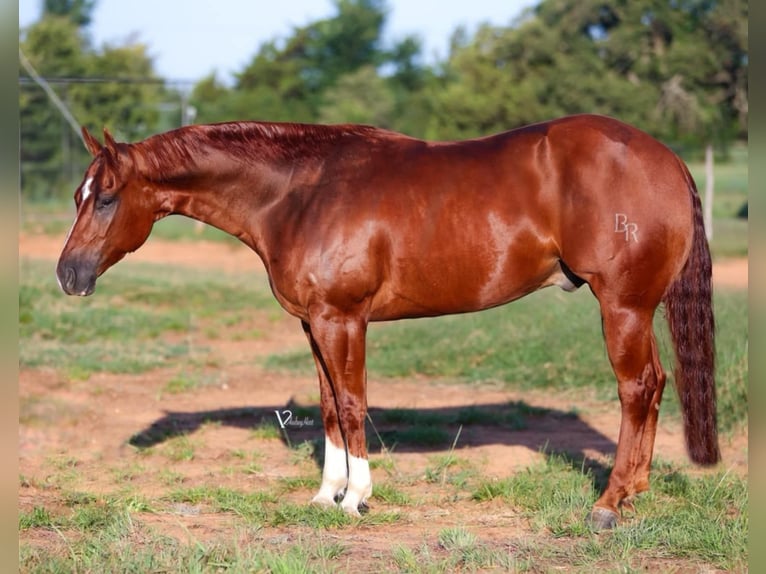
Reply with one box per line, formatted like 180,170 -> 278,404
587,507 -> 619,531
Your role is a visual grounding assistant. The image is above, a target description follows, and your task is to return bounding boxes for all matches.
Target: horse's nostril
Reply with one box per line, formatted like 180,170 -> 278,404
65,267 -> 76,291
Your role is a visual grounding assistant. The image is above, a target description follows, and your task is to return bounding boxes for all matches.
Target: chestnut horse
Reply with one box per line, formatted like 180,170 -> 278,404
56,114 -> 718,529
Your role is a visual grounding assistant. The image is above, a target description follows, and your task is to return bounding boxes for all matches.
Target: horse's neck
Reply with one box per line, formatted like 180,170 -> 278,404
148,152 -> 284,254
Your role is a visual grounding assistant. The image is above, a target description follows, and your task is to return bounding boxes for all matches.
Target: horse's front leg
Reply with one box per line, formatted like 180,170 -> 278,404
302,311 -> 371,516
302,321 -> 348,508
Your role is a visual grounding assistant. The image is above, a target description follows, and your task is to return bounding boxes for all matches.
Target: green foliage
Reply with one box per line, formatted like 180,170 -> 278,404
20,17 -> 87,199
428,0 -> 747,146
319,65 -> 396,127
44,0 -> 96,27
20,13 -> 173,199
194,0 -> 390,124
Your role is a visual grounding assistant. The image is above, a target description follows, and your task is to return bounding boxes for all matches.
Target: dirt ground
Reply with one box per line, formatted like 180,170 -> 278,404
18,234 -> 749,566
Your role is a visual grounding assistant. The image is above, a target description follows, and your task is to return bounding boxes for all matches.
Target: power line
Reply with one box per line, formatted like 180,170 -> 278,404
19,48 -> 85,145
18,76 -> 197,88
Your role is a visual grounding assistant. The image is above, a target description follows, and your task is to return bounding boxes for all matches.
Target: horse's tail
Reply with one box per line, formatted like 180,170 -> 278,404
662,162 -> 720,465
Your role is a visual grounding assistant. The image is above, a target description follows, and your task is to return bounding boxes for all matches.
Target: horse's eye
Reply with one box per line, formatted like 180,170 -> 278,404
96,196 -> 116,210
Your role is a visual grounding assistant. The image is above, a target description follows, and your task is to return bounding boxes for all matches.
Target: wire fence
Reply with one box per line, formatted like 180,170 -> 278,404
19,72 -> 196,201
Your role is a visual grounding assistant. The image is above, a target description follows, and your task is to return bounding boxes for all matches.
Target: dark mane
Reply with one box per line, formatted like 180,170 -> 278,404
132,121 -> 391,181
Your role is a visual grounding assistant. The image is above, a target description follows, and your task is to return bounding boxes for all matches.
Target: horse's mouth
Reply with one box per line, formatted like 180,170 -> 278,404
56,262 -> 97,296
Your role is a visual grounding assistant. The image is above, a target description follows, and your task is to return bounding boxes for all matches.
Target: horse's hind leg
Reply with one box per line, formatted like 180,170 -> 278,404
632,335 -> 667,496
589,300 -> 666,530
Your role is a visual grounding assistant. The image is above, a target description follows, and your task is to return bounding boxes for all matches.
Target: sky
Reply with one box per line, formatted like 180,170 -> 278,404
19,0 -> 537,84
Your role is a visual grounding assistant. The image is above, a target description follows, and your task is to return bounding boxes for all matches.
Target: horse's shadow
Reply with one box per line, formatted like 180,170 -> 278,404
128,397 -> 616,492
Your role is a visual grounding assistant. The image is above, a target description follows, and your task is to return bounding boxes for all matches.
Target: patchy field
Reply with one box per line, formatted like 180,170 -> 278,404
19,234 -> 748,572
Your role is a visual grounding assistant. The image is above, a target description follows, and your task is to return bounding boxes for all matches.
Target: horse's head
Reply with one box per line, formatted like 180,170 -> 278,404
56,128 -> 156,296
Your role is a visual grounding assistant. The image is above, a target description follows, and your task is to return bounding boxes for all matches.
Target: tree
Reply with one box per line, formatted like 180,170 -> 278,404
194,0 -> 389,124
43,0 -> 96,27
20,9 -> 168,199
71,43 -> 166,142
20,16 -> 88,197
319,66 -> 395,127
426,8 -> 648,139
427,0 -> 746,148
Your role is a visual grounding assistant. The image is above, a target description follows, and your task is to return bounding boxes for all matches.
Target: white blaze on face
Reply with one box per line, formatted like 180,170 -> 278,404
62,177 -> 95,251
311,437 -> 348,508
81,177 -> 94,202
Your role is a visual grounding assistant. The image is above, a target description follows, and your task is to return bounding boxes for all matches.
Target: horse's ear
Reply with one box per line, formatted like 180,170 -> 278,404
81,127 -> 102,157
103,127 -> 117,150
102,128 -> 120,165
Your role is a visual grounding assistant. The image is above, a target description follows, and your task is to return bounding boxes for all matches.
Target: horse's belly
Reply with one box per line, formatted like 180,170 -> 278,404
369,253 -> 561,321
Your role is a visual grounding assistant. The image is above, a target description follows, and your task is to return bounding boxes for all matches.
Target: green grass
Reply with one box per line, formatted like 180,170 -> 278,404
268,288 -> 609,384
160,368 -> 224,395
19,530 -> 334,574
162,486 -> 401,529
373,482 -> 411,505
687,145 -> 749,220
473,453 -> 595,536
19,257 -> 279,379
469,454 -> 747,570
710,217 -> 749,258
687,144 -> 748,258
165,486 -> 274,521
436,527 -> 505,571
19,453 -> 747,572
19,506 -> 55,530
162,434 -> 197,462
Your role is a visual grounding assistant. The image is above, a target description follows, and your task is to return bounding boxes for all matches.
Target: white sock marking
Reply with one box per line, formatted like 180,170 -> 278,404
340,454 -> 372,516
311,436 -> 348,507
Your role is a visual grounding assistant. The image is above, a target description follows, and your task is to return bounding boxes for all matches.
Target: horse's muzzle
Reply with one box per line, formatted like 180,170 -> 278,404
56,259 -> 97,296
